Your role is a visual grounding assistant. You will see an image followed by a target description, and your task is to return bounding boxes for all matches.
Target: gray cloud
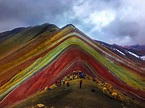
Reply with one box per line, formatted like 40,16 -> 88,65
102,20 -> 140,37
75,0 -> 145,45
0,0 -> 145,45
99,0 -> 145,45
0,0 -> 76,30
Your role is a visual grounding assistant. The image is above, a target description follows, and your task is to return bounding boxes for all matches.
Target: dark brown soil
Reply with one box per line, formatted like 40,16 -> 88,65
10,79 -> 143,108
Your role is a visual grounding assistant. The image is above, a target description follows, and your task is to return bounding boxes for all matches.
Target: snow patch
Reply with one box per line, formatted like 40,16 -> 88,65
128,51 -> 140,58
127,51 -> 145,60
116,49 -> 125,56
141,56 -> 145,60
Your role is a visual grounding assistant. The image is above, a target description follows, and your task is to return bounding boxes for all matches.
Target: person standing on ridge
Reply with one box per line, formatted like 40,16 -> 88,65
66,81 -> 70,90
80,79 -> 82,88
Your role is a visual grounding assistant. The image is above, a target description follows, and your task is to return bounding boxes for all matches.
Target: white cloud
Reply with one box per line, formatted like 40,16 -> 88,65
117,0 -> 145,22
86,10 -> 116,32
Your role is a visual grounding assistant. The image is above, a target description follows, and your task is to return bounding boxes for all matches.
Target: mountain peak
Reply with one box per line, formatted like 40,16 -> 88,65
0,23 -> 145,108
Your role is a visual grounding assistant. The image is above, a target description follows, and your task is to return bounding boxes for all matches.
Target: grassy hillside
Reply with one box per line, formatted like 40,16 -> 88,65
11,79 -> 141,108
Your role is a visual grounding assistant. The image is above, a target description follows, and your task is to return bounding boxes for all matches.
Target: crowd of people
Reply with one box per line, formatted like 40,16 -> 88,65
45,70 -> 86,90
64,71 -> 85,90
45,71 -> 133,104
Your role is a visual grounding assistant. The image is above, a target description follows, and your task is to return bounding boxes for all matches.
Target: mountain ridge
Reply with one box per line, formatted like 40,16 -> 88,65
0,23 -> 145,107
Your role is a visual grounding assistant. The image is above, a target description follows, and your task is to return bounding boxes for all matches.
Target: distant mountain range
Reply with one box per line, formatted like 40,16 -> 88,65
96,40 -> 145,62
124,44 -> 145,55
0,24 -> 145,56
0,23 -> 145,107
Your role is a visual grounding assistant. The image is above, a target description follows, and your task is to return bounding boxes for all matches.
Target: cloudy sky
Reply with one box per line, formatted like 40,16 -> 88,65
0,0 -> 145,45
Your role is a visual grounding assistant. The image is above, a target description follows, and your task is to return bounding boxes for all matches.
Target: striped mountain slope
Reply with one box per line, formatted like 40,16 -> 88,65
0,24 -> 145,107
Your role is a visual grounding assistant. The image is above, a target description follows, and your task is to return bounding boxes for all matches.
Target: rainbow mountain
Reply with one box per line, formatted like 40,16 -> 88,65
0,23 -> 145,107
